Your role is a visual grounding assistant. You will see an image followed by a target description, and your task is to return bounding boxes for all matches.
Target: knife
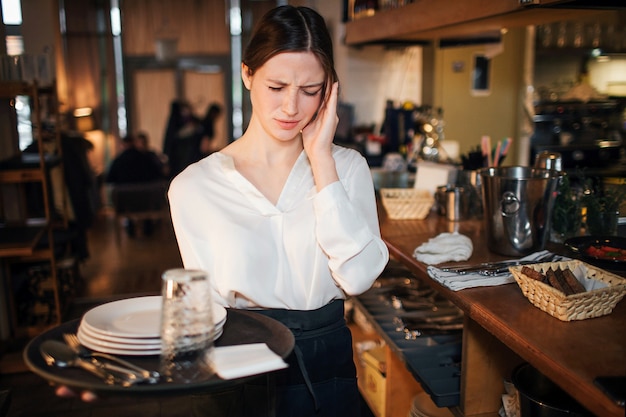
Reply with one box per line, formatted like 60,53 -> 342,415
439,253 -> 558,274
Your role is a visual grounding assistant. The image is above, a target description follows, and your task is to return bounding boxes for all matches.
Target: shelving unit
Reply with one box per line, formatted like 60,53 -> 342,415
344,0 -> 617,46
350,307 -> 437,417
0,81 -> 69,336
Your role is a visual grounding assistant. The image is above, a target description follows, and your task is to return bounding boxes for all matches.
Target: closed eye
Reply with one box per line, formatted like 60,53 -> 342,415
302,89 -> 321,97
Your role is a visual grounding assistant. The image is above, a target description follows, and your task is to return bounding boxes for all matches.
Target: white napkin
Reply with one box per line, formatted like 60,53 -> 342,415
213,343 -> 288,380
413,232 -> 473,265
427,250 -> 562,291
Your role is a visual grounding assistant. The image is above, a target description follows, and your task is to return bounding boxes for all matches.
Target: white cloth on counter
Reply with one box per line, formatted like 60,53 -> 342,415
427,250 -> 562,291
413,232 -> 473,265
213,343 -> 288,379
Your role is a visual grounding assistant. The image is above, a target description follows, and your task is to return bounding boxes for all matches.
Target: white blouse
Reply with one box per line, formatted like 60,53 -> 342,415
168,144 -> 389,310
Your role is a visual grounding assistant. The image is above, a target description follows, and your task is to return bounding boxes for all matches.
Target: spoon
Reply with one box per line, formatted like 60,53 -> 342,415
40,340 -> 122,386
62,333 -> 159,382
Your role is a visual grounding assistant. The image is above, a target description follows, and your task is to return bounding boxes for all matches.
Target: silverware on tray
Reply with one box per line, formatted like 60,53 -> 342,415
40,338 -> 157,387
40,340 -> 120,385
63,333 -> 160,383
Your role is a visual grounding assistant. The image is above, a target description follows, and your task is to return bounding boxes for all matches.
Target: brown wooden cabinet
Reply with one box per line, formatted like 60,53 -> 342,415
350,305 -> 424,417
377,210 -> 625,417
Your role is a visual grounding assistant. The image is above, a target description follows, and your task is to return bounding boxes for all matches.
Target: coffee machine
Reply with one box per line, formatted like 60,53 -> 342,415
530,99 -> 624,172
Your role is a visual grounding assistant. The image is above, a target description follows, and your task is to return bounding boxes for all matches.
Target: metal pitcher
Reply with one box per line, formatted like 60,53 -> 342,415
480,166 -> 564,256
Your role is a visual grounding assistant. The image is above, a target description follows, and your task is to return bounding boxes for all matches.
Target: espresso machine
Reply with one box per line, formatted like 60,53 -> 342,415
530,99 -> 625,173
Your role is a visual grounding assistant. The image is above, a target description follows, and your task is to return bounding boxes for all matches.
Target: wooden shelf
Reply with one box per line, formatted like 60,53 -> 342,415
0,81 -> 55,97
0,225 -> 46,257
345,0 -> 618,45
0,81 -> 68,335
0,168 -> 46,182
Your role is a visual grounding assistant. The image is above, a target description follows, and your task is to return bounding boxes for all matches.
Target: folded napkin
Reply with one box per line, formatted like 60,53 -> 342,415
213,343 -> 288,380
427,250 -> 563,291
413,232 -> 473,265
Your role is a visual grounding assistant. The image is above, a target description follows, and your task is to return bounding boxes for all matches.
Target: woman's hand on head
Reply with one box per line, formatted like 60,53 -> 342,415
301,82 -> 340,191
301,82 -> 339,161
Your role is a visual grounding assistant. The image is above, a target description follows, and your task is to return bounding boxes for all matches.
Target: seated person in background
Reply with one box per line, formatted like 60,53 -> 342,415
106,133 -> 166,237
106,133 -> 165,184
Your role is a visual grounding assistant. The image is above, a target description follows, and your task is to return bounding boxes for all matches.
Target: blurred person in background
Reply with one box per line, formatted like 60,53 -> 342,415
162,99 -> 204,179
106,133 -> 166,237
198,102 -> 223,159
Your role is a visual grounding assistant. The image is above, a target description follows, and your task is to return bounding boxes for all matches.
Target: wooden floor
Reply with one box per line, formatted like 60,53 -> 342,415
78,207 -> 183,300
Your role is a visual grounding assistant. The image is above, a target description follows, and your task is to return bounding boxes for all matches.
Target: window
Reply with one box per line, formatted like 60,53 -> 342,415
471,54 -> 491,96
1,0 -> 31,150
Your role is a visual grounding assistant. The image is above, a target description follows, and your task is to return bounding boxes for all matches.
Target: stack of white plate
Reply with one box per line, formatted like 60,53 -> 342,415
77,296 -> 227,356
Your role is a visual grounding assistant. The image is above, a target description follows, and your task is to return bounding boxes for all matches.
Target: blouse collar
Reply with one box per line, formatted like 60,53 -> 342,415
217,151 -> 315,214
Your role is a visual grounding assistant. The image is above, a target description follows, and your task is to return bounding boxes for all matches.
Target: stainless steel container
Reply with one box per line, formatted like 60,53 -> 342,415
457,169 -> 483,218
534,150 -> 562,171
479,166 -> 563,256
436,185 -> 470,222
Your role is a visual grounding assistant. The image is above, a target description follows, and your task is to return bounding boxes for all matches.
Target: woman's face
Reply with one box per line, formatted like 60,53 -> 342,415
243,52 -> 325,142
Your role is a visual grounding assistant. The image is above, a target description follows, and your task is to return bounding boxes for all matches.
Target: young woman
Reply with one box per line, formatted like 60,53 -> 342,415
56,5 -> 388,416
168,5 -> 389,417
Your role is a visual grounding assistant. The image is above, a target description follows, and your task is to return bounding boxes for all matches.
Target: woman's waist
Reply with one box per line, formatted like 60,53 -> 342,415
222,284 -> 345,311
245,299 -> 345,336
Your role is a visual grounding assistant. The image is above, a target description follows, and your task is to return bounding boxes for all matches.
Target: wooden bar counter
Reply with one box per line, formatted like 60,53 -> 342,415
378,211 -> 626,417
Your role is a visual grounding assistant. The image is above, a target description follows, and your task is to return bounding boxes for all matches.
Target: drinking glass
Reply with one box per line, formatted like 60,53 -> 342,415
586,207 -> 619,237
160,268 -> 215,383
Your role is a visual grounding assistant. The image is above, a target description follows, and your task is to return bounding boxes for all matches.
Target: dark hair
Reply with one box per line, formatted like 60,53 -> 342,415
243,5 -> 337,101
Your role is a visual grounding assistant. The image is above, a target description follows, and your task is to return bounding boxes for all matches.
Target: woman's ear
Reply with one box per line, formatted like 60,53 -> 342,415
241,63 -> 252,90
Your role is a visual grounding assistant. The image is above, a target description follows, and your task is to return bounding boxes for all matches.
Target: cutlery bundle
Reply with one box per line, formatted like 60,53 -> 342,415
438,251 -> 559,275
40,339 -> 154,386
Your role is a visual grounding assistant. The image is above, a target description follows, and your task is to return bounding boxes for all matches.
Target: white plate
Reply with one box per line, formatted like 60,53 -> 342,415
77,327 -> 224,356
78,306 -> 226,346
78,327 -> 162,350
81,296 -> 228,339
78,323 -> 160,345
82,296 -> 162,338
79,316 -> 227,347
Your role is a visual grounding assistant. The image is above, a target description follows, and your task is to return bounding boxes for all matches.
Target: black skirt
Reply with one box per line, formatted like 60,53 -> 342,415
192,300 -> 361,417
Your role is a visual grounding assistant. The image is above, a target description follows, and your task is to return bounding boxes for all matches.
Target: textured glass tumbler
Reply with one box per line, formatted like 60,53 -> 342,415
160,268 -> 215,383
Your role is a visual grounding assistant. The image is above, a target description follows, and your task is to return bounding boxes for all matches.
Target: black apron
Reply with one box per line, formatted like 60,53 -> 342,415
192,300 -> 361,417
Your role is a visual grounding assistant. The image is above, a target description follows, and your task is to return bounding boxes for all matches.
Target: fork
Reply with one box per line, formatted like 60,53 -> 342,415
439,252 -> 558,274
40,341 -> 117,385
63,333 -> 160,382
476,253 -> 563,276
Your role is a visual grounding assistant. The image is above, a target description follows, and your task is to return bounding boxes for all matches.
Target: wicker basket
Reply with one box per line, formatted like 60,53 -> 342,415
380,188 -> 434,220
510,260 -> 626,321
